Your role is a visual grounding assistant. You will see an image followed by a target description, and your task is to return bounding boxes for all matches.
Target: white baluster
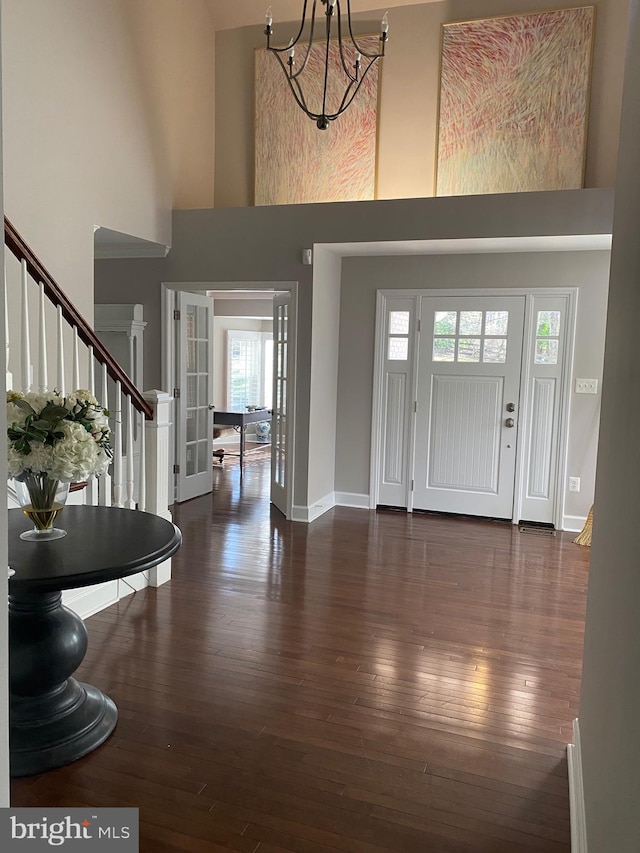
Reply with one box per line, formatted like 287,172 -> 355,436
125,395 -> 135,509
5,270 -> 13,391
98,362 -> 112,506
86,350 -> 99,506
56,305 -> 65,395
20,260 -> 32,391
138,407 -> 146,512
87,346 -> 95,395
113,379 -> 123,508
38,283 -> 48,392
72,327 -> 80,390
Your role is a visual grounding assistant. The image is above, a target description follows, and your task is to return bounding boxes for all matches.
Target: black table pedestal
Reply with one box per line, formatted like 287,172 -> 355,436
8,505 -> 182,776
9,588 -> 117,777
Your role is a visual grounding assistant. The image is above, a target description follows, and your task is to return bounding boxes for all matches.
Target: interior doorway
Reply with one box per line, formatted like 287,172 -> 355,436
162,283 -> 297,519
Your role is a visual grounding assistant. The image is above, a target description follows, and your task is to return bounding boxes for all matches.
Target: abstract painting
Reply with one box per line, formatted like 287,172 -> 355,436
435,7 -> 595,196
255,36 -> 381,206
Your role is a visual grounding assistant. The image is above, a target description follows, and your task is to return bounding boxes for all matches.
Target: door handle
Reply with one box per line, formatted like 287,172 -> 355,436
208,404 -> 216,410
506,402 -> 516,412
505,417 -> 515,428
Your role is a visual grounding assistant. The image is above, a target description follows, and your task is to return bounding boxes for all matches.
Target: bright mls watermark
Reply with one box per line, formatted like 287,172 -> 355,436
0,809 -> 139,850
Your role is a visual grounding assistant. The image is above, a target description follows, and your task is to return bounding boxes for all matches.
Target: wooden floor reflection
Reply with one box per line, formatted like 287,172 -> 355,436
11,459 -> 590,852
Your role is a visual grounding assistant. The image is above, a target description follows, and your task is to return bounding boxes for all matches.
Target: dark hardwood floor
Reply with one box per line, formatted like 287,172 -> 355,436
11,459 -> 590,852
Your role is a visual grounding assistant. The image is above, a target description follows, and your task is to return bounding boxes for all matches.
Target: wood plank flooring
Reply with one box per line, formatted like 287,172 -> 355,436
11,460 -> 590,851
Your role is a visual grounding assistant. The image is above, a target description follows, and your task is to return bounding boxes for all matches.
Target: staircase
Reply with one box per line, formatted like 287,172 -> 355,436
4,217 -> 173,618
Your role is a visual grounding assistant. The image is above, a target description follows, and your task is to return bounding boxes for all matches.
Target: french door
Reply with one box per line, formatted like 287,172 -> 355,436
270,293 -> 291,516
175,291 -> 214,502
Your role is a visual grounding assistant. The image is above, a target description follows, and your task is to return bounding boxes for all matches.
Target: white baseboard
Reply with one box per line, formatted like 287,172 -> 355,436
62,569 -> 160,619
563,514 -> 588,533
567,718 -> 588,853
334,491 -> 369,509
118,570 -> 149,599
62,580 -> 119,620
292,492 -> 335,523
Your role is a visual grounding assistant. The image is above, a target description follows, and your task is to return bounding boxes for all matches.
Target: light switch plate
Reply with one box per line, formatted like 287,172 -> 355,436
575,379 -> 598,394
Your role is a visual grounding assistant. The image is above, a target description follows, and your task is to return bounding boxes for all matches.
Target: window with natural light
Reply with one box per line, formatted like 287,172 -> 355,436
227,330 -> 273,410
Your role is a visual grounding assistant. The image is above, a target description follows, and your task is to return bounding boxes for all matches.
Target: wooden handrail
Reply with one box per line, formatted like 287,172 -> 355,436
4,217 -> 153,419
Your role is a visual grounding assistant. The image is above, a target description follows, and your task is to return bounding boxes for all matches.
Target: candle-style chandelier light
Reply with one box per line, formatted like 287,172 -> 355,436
264,1 -> 389,130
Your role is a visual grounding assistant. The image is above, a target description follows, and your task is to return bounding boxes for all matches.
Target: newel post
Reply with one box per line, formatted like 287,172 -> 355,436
143,390 -> 174,587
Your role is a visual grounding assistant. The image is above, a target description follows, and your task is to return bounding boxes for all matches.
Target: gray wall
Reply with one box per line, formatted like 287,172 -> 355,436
336,251 -> 611,519
579,2 -> 640,850
95,258 -> 166,391
212,299 -> 273,318
95,188 -> 614,511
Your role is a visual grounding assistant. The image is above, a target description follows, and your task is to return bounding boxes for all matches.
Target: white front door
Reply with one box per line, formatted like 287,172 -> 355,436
175,291 -> 214,502
413,296 -> 525,519
270,293 -> 291,517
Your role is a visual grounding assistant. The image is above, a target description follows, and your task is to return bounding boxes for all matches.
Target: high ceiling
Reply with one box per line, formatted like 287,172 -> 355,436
206,0 -> 434,32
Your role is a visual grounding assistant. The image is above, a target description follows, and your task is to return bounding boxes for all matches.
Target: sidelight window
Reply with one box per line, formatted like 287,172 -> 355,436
388,310 -> 411,361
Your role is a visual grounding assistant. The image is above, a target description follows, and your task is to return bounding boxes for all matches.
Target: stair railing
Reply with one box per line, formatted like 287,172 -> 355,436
4,216 -> 173,589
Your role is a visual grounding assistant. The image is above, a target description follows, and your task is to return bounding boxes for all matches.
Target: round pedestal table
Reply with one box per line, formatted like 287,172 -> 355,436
8,505 -> 182,777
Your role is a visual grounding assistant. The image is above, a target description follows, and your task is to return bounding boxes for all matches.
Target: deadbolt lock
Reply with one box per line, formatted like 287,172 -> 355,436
506,402 -> 516,412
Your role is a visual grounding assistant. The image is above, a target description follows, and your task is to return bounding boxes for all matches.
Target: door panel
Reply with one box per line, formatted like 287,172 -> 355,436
428,375 -> 503,492
271,294 -> 289,516
176,291 -> 214,503
413,296 -> 525,518
518,295 -> 569,524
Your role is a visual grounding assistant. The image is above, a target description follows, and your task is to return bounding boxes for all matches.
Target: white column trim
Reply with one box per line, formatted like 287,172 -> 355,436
567,718 -> 588,853
143,390 -> 174,586
292,491 -> 335,522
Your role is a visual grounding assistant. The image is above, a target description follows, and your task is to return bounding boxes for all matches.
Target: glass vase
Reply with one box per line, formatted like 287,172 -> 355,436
13,473 -> 70,541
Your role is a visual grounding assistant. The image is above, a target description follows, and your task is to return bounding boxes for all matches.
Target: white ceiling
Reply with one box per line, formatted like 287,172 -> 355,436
206,0 -> 434,32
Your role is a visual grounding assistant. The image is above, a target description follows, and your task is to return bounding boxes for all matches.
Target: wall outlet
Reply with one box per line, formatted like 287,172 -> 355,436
575,378 -> 598,394
568,476 -> 581,492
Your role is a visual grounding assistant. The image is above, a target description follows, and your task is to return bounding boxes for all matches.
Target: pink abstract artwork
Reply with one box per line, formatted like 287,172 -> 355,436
436,7 -> 595,196
255,36 -> 381,206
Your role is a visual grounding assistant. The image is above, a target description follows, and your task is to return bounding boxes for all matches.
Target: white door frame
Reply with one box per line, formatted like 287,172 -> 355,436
162,282 -> 298,519
371,287 -> 578,529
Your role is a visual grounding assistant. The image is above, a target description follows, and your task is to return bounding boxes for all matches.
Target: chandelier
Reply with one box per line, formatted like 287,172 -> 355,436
264,1 -> 389,130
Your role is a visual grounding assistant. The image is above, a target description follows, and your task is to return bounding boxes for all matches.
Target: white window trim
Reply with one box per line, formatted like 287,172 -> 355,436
226,329 -> 273,410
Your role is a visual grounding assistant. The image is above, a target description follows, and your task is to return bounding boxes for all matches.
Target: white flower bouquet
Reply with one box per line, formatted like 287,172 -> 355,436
7,389 -> 112,482
7,389 -> 112,539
